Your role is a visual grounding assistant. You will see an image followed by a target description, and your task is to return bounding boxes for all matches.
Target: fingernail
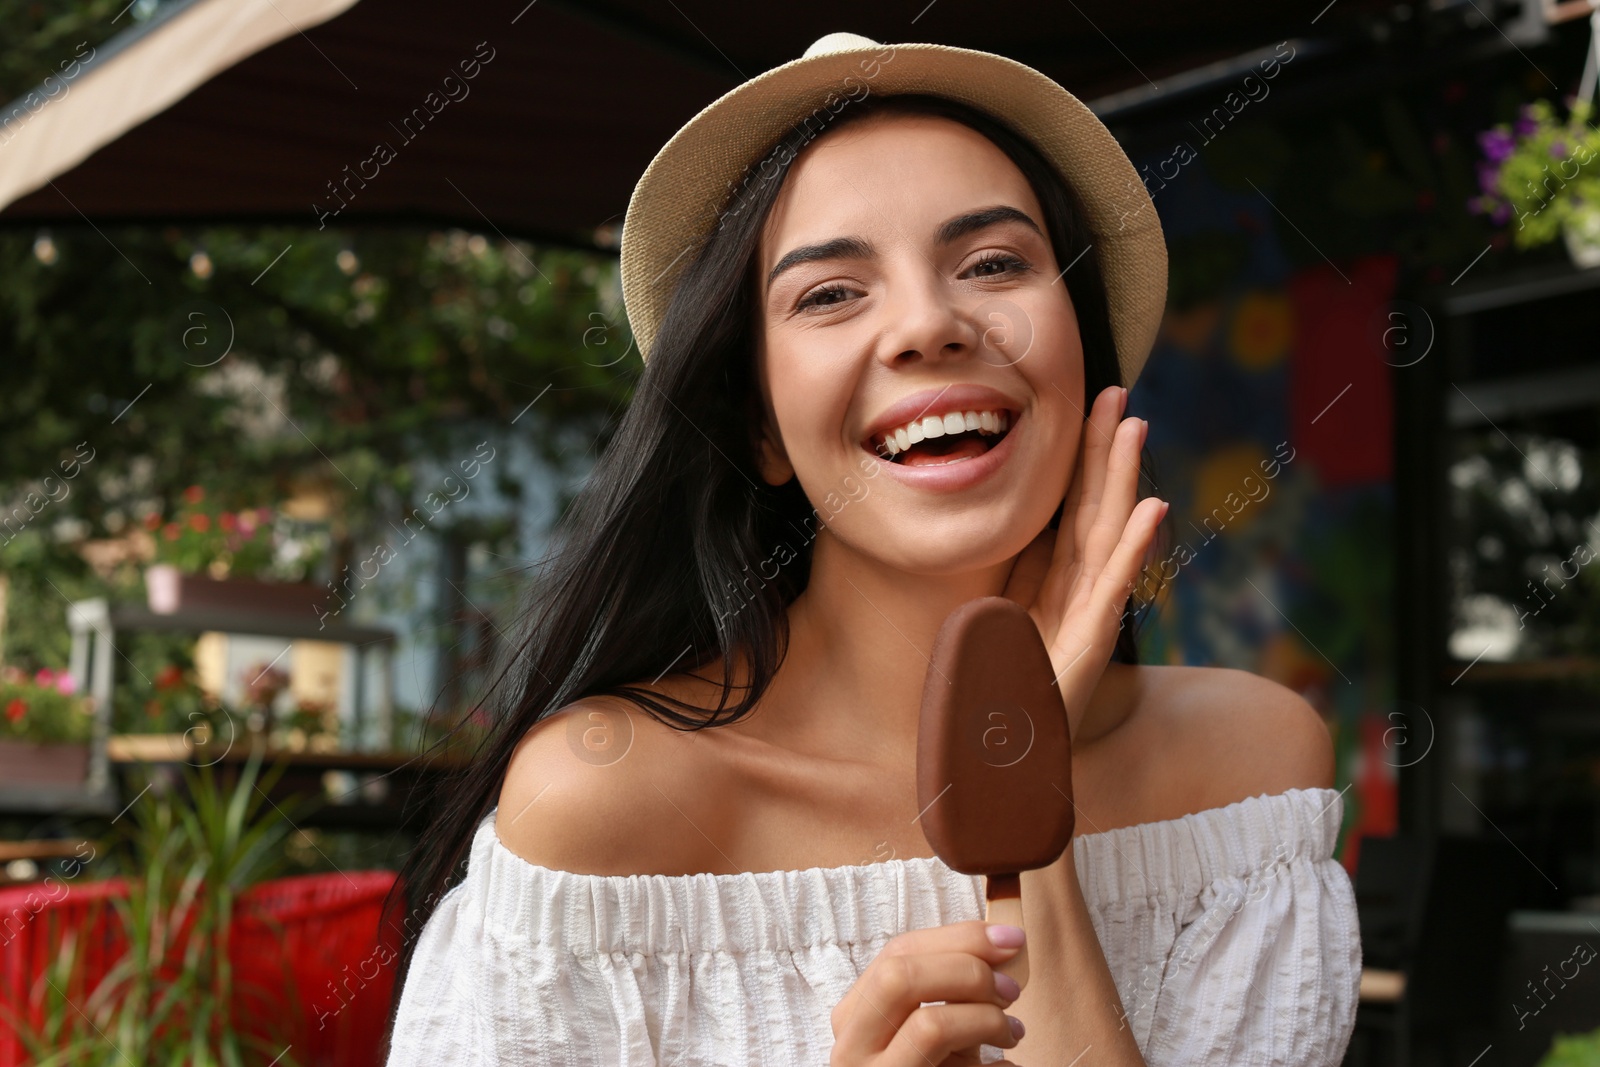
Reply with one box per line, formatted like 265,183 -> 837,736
1158,499 -> 1170,520
995,971 -> 1021,1003
1008,1015 -> 1027,1040
987,924 -> 1026,948
1140,417 -> 1149,442
1118,386 -> 1129,416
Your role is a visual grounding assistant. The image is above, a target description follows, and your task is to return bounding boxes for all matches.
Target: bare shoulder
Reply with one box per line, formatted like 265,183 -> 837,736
494,692 -> 731,877
1132,664 -> 1336,813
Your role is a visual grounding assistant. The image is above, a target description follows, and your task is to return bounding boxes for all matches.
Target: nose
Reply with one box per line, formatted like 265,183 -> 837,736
875,261 -> 981,368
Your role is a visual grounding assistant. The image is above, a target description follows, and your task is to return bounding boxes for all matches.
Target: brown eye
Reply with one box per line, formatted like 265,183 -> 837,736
966,252 -> 1030,278
967,253 -> 1029,278
797,283 -> 853,311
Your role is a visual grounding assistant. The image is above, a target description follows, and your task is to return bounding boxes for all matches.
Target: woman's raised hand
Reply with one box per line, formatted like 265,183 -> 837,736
1001,385 -> 1166,741
830,920 -> 1029,1066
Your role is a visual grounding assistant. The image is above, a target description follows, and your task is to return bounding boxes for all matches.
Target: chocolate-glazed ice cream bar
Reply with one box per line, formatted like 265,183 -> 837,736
917,596 -> 1075,989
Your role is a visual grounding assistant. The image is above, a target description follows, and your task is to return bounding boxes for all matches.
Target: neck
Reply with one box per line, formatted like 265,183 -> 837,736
758,525 -> 1017,758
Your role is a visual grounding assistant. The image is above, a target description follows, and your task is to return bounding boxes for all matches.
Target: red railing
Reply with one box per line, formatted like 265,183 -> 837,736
0,870 -> 398,1067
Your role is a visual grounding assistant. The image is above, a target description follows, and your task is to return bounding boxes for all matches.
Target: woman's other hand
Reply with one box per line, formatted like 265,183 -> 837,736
1001,385 -> 1166,741
830,920 -> 1029,1066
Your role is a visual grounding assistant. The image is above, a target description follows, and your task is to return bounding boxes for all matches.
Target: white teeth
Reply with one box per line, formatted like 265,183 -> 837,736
872,408 -> 1012,457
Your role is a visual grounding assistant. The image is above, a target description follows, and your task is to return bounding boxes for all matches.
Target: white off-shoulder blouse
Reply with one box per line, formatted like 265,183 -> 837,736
385,786 -> 1361,1066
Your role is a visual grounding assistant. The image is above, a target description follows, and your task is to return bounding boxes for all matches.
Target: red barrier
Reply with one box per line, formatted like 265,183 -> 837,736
231,871 -> 402,1065
0,878 -> 130,1067
0,870 -> 398,1067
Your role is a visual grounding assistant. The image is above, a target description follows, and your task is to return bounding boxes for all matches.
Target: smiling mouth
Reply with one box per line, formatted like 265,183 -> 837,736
867,416 -> 1015,466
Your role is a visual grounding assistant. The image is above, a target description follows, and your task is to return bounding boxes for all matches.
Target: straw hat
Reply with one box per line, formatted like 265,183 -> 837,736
619,31 -> 1167,387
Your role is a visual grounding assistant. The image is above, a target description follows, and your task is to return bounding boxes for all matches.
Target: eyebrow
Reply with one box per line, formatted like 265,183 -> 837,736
765,205 -> 1045,290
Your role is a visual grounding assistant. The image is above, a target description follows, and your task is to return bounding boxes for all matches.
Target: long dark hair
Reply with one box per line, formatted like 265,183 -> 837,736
380,91 -> 1163,1049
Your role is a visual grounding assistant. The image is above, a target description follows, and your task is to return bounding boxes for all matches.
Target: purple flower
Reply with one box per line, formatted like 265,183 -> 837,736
1477,161 -> 1502,194
1510,105 -> 1536,139
1478,128 -> 1516,163
1551,141 -> 1567,158
1491,203 -> 1513,226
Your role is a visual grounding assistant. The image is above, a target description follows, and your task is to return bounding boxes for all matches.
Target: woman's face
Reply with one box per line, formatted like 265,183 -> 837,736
754,112 -> 1087,575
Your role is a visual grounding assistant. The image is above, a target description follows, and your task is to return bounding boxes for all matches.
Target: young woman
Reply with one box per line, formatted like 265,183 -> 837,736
382,34 -> 1361,1066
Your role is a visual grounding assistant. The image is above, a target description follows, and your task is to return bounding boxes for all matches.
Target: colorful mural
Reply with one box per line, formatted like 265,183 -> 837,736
1127,150 -> 1400,874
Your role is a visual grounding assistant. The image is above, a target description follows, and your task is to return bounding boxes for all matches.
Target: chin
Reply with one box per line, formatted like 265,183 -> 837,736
850,512 -> 1046,578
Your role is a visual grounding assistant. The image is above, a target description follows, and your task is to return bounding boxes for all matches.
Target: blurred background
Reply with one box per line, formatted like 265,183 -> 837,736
0,1 -> 1597,1064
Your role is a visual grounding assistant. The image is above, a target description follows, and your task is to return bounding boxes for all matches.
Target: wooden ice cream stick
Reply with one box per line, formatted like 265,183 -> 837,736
985,872 -> 1029,988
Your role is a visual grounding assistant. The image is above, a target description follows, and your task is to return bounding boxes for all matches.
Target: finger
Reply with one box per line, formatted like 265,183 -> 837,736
1011,388 -> 1126,614
1014,388 -> 1115,620
1068,383 -> 1132,524
1076,415 -> 1147,589
834,923 -> 1020,1049
1048,496 -> 1166,694
1037,412 -> 1139,632
940,1035 -> 1024,1066
1086,496 -> 1168,635
883,1003 -> 1020,1066
939,1049 -> 989,1067
1068,386 -> 1128,553
876,920 -> 1024,967
836,949 -> 1016,1052
1008,388 -> 1117,607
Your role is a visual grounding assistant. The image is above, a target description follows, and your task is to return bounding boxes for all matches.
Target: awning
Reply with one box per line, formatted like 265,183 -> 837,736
0,0 -> 1405,247
0,0 -> 359,221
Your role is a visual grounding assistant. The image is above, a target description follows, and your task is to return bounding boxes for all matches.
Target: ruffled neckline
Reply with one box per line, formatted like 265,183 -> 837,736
465,786 -> 1346,957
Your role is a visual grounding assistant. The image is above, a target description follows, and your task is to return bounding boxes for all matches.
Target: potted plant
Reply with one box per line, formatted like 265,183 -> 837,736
0,749 -> 312,1067
0,666 -> 94,786
240,659 -> 292,739
1469,96 -> 1600,268
143,485 -> 330,616
271,696 -> 342,753
108,662 -> 232,763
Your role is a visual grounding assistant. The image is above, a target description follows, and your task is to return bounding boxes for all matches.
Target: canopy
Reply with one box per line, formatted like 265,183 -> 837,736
0,0 -> 1394,247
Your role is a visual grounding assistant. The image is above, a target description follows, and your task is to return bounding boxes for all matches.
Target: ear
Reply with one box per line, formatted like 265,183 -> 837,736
746,369 -> 795,486
755,415 -> 795,486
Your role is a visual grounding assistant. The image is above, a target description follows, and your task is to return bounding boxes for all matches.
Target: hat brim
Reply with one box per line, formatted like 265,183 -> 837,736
619,38 -> 1167,388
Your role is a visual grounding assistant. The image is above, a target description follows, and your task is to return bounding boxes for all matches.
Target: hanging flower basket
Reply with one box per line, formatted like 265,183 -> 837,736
1469,97 -> 1600,269
1562,202 -> 1600,267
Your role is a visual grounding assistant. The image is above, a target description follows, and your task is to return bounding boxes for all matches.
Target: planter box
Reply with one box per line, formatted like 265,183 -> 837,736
145,564 -> 321,617
0,740 -> 89,786
0,870 -> 399,1067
